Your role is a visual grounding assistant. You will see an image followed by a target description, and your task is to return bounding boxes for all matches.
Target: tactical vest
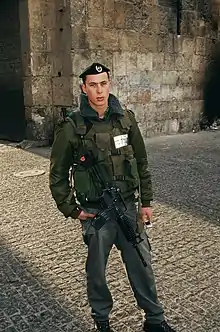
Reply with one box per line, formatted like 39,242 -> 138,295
67,110 -> 140,204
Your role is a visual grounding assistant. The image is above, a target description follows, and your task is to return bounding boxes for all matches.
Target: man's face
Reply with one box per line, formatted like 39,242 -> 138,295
82,72 -> 110,108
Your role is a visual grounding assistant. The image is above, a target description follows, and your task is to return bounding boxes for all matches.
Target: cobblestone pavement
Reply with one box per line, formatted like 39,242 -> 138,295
0,130 -> 220,332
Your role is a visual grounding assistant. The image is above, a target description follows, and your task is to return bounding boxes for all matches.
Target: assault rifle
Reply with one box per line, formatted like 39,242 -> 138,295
78,151 -> 147,267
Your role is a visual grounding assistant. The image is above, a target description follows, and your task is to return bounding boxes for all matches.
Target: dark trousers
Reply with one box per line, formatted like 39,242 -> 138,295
81,200 -> 165,324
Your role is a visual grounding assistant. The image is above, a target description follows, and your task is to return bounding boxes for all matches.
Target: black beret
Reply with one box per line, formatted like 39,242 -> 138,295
79,62 -> 110,79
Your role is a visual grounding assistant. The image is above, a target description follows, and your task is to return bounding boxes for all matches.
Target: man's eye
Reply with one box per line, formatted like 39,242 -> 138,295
101,82 -> 107,86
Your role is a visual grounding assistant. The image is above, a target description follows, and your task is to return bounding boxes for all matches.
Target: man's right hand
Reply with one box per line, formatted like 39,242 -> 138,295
78,210 -> 96,221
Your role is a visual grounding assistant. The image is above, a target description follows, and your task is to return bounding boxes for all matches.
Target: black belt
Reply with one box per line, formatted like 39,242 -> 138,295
113,175 -> 125,181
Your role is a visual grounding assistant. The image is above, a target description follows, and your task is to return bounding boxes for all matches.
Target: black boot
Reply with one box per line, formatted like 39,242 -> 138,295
143,320 -> 176,332
95,320 -> 113,332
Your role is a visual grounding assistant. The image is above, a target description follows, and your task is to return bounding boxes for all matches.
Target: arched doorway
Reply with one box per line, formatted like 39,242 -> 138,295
0,0 -> 25,142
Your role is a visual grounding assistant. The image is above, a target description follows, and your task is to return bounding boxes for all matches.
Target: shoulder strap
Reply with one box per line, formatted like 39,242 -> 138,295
68,110 -> 87,136
116,109 -> 133,129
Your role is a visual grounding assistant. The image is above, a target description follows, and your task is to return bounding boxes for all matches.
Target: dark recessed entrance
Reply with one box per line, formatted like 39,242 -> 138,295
0,0 -> 25,142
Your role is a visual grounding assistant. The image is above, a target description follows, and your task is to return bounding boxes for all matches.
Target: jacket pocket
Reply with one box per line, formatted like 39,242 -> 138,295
74,168 -> 99,203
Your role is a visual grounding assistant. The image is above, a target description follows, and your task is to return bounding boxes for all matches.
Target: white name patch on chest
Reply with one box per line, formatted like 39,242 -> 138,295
113,134 -> 128,149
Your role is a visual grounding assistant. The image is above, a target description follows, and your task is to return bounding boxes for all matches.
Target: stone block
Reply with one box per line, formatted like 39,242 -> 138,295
161,85 -> 171,101
191,85 -> 203,100
192,54 -> 206,71
54,24 -> 72,53
175,53 -> 192,71
152,53 -> 164,70
170,86 -> 184,101
117,87 -> 129,106
114,1 -> 126,28
29,27 -> 55,52
138,5 -> 152,34
21,52 -> 31,77
126,52 -> 137,74
163,118 -> 180,134
52,77 -> 72,106
196,37 -> 206,55
118,30 -> 139,51
70,0 -> 86,25
191,100 -> 203,120
193,70 -> 204,85
205,37 -> 217,56
124,3 -> 139,31
170,86 -> 192,101
147,71 -> 163,85
88,0 -> 104,27
72,26 -> 88,49
32,76 -> 53,105
104,0 -> 115,28
25,106 -> 54,141
55,2 -> 72,29
157,34 -> 177,53
112,76 -> 129,95
177,71 -> 194,85
23,77 -> 33,106
20,20 -> 31,54
28,0 -> 56,29
181,11 -> 197,37
113,52 -> 127,76
30,52 -> 53,76
71,75 -> 81,97
139,33 -> 158,53
151,85 -> 162,101
182,86 -> 193,99
181,0 -> 197,10
71,50 -> 91,76
151,6 -> 170,34
102,29 -> 119,51
164,53 -> 176,70
87,28 -> 118,51
162,71 -> 179,85
127,87 -> 151,104
128,72 -> 141,86
90,50 -> 113,72
52,51 -> 72,77
137,53 -> 153,71
140,72 -> 151,87
182,37 -> 195,54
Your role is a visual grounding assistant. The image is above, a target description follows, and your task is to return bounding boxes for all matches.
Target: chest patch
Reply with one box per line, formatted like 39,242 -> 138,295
113,134 -> 128,149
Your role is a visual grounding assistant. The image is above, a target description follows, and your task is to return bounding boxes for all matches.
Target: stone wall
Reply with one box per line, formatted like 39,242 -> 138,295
70,0 -> 220,137
20,0 -> 220,141
20,0 -> 73,143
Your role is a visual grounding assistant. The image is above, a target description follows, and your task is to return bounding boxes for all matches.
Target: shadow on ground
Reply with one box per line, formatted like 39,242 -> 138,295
0,240 -> 91,332
146,131 -> 220,223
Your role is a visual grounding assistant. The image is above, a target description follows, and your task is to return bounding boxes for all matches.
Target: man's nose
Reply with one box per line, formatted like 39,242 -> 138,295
97,84 -> 102,94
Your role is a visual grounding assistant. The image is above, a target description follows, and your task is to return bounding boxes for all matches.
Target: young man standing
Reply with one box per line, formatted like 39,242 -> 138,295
49,63 -> 176,332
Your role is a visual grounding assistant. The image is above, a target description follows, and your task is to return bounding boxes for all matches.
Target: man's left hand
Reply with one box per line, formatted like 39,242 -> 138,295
140,207 -> 153,223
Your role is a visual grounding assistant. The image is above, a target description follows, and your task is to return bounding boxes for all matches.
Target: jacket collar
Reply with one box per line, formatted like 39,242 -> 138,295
79,93 -> 124,119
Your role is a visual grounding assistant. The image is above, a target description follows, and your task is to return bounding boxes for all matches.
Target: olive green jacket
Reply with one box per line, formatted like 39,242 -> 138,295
49,94 -> 153,219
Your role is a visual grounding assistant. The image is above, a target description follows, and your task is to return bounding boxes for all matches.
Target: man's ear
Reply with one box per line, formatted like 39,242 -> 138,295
82,84 -> 87,94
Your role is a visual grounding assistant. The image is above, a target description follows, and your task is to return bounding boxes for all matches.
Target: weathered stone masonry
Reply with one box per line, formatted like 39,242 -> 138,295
20,0 -> 220,141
